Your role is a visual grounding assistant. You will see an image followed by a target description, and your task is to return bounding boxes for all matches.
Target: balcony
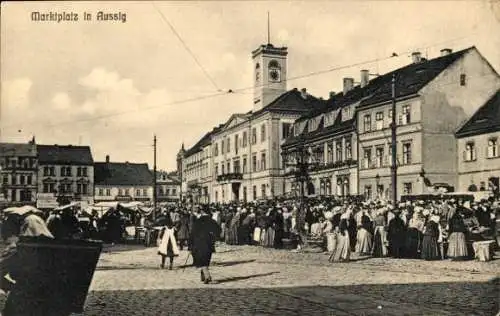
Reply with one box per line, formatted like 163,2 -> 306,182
216,172 -> 243,182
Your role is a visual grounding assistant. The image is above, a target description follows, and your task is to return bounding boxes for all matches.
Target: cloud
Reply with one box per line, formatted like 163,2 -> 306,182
51,92 -> 71,110
1,78 -> 32,110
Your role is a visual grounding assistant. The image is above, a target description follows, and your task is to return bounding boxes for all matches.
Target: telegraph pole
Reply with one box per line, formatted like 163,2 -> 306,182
153,135 -> 157,220
390,74 -> 398,204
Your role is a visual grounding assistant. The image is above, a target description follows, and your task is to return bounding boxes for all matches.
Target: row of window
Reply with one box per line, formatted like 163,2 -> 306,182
158,187 -> 177,196
2,174 -> 34,186
4,189 -> 33,202
96,188 -> 149,196
364,182 -> 413,197
42,166 -> 88,177
0,157 -> 36,169
214,184 -> 267,202
362,142 -> 412,169
42,183 -> 89,194
362,104 -> 411,133
464,138 -> 498,161
213,123 -> 292,157
309,138 -> 353,165
214,152 -> 267,176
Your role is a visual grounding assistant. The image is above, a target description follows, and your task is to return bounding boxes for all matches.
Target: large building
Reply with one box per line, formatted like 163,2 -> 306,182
94,156 -> 153,202
456,89 -> 500,194
356,48 -> 500,200
37,144 -> 94,207
0,139 -> 38,206
156,170 -> 181,203
180,43 -> 322,203
179,128 -> 219,204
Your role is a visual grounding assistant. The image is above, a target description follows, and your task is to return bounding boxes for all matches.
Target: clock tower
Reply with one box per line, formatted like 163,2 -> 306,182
252,43 -> 288,111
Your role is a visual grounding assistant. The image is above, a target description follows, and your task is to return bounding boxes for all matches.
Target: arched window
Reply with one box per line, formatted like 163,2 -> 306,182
255,63 -> 260,69
268,60 -> 280,69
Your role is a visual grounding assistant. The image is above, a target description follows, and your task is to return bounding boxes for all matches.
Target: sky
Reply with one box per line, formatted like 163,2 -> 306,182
1,1 -> 499,171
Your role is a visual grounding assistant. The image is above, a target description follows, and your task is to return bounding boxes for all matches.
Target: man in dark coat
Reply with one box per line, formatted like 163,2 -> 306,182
189,207 -> 221,284
388,210 -> 406,258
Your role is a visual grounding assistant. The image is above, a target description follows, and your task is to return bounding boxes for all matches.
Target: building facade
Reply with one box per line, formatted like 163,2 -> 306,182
456,90 -> 500,194
356,47 -> 500,201
156,170 -> 181,203
282,88 -> 359,198
37,144 -> 94,207
0,140 -> 38,206
180,43 -> 320,203
180,129 -> 216,204
94,156 -> 153,202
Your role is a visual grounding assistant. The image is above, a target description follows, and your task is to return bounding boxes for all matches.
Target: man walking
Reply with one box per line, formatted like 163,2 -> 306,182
189,205 -> 221,284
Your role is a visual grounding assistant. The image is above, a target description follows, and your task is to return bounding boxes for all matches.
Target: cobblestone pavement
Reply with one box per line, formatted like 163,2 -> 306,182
2,243 -> 499,315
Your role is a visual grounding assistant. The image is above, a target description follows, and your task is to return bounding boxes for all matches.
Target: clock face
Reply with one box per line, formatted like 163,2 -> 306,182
269,69 -> 280,82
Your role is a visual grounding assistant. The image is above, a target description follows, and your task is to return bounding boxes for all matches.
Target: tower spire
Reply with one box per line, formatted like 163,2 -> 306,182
267,11 -> 270,45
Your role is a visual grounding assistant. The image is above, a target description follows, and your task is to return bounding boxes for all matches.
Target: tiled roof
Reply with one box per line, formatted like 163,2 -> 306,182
456,89 -> 500,138
0,143 -> 36,157
252,88 -> 324,117
38,144 -> 93,165
184,126 -> 222,157
283,47 -> 474,146
359,47 -> 473,107
94,162 -> 153,186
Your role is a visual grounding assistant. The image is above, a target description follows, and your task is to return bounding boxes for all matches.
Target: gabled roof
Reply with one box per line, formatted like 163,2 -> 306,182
0,143 -> 36,157
456,89 -> 500,138
184,126 -> 221,157
38,144 -> 93,165
283,47 -> 475,146
251,88 -> 324,117
359,47 -> 474,108
95,162 -> 153,186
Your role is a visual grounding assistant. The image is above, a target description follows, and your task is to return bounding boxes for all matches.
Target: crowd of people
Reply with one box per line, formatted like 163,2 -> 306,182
148,195 -> 499,264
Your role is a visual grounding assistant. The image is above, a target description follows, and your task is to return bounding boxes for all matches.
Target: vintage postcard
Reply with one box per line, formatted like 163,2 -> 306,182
1,1 -> 499,315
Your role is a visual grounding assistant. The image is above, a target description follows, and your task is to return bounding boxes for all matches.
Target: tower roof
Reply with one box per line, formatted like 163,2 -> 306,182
252,43 -> 288,58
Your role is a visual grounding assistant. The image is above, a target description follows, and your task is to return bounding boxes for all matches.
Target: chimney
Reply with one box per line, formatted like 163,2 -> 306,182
343,77 -> 354,95
360,69 -> 369,88
440,48 -> 452,56
329,91 -> 335,99
411,51 -> 422,63
105,155 -> 110,163
300,88 -> 308,99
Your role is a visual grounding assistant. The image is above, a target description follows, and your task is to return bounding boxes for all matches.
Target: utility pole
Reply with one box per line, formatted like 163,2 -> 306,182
153,135 -> 157,220
390,74 -> 398,204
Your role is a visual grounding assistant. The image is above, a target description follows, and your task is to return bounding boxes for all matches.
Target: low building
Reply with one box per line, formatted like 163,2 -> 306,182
456,89 -> 500,194
94,156 -> 153,202
37,144 -> 94,207
156,170 -> 181,203
0,139 -> 38,207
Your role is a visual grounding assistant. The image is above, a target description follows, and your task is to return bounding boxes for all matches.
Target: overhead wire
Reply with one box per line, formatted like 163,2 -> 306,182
0,31 -> 486,131
151,2 -> 221,92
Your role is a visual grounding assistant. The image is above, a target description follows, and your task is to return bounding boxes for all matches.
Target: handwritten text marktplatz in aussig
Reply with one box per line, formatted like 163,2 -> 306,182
31,11 -> 127,23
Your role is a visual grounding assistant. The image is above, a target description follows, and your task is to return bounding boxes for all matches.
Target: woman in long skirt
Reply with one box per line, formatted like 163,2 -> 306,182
372,209 -> 388,257
225,210 -> 240,245
405,209 -> 425,258
157,218 -> 180,270
421,215 -> 440,261
331,218 -> 351,262
447,209 -> 468,260
355,212 -> 373,255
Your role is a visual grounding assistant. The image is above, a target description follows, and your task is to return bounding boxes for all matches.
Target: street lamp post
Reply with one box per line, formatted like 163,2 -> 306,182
281,136 -> 321,248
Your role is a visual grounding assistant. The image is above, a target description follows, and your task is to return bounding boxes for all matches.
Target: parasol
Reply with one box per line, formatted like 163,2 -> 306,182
3,205 -> 44,216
